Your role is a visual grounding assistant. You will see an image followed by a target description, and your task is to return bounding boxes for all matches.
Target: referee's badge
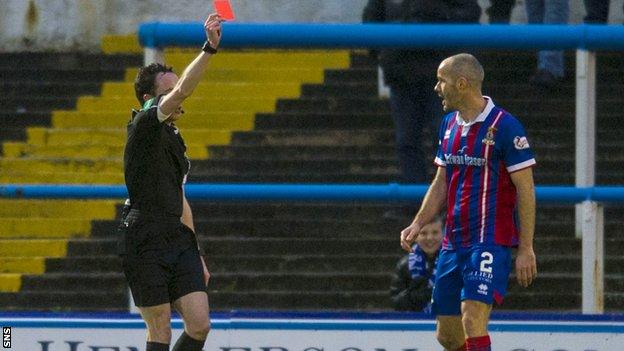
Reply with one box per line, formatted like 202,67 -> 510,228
482,126 -> 497,146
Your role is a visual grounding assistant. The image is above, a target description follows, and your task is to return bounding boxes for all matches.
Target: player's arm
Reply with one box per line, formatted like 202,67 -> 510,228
158,14 -> 223,117
400,167 -> 447,252
510,167 -> 537,288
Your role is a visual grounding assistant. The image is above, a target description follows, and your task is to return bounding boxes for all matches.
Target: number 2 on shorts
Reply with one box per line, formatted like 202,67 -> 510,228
480,251 -> 493,273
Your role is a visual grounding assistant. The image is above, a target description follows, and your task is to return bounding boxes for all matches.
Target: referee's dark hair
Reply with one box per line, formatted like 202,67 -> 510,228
134,63 -> 174,105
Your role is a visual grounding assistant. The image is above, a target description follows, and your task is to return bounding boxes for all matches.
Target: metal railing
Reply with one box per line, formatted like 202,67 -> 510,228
2,182 -> 623,314
134,22 -> 624,313
1,184 -> 623,202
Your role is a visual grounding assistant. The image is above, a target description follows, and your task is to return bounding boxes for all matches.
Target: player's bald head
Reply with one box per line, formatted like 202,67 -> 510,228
439,53 -> 484,89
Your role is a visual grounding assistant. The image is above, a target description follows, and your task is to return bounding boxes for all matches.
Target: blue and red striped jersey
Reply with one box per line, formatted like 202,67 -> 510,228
434,97 -> 535,249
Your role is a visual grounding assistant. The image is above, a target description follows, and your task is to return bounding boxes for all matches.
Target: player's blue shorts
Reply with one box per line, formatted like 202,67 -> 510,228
431,245 -> 512,316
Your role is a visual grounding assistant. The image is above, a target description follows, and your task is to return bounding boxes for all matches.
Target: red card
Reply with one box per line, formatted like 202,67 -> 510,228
214,0 -> 235,21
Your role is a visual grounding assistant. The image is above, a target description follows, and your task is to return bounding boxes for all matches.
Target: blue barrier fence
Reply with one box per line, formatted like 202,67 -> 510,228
3,310 -> 624,330
138,23 -> 624,50
1,184 -> 624,203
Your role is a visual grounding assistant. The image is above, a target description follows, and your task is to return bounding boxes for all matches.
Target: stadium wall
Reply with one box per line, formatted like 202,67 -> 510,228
1,0 -> 623,52
3,312 -> 624,351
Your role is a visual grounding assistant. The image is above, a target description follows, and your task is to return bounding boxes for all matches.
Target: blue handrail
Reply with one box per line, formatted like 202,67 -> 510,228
138,23 -> 624,50
1,184 -> 623,203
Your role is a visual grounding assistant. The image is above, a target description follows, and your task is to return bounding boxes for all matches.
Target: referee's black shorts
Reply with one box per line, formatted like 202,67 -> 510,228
117,213 -> 206,307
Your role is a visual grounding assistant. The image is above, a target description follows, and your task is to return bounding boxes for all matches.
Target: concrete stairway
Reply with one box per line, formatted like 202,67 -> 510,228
0,48 -> 622,312
0,52 -> 141,310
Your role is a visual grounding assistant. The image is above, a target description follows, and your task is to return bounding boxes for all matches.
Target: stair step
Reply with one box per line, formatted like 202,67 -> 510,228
0,53 -> 141,69
0,218 -> 92,238
123,67 -> 329,84
227,129 -> 623,147
45,256 -> 122,273
67,238 -> 405,256
507,274 -> 624,292
0,239 -> 67,258
189,237 -> 615,256
300,83 -> 378,98
210,272 -> 391,291
503,292 -> 624,311
191,158 -> 398,174
0,112 -> 51,128
0,128 -> 26,142
189,171 -> 623,185
0,171 -> 124,184
210,290 -> 624,311
270,97 -> 624,115
208,145 -> 396,159
0,198 -> 117,217
90,218 -> 622,239
538,255 -> 624,274
502,292 -> 580,310
276,97 -> 389,113
206,254 -> 399,273
324,68 -> 377,84
0,158 -> 123,174
255,112 -> 393,129
0,82 -> 102,97
45,255 -> 401,274
253,111 -> 624,130
140,50 -> 350,73
188,172 -> 396,184
41,254 -> 624,277
0,291 -> 127,311
0,257 -> 45,274
474,51 -> 624,69
349,52 -> 377,68
156,202 -> 411,219
144,202 -> 481,220
20,273 -> 125,291
210,290 -> 388,310
92,219 -> 405,238
23,128 -> 231,147
0,68 -> 126,82
76,96 -> 277,113
482,82 -> 620,96
206,144 -> 619,162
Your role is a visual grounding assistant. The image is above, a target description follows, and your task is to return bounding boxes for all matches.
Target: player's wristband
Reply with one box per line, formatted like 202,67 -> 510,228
202,41 -> 218,54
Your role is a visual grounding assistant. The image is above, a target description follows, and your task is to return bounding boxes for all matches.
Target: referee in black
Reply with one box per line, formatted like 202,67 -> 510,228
119,13 -> 223,351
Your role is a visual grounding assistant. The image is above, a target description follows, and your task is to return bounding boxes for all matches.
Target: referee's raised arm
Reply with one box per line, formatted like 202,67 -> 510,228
159,13 -> 223,118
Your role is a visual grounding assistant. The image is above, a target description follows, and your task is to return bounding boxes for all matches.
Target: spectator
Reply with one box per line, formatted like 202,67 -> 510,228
525,0 -> 570,88
363,0 -> 481,191
390,217 -> 444,312
487,0 -> 516,23
584,0 -> 622,23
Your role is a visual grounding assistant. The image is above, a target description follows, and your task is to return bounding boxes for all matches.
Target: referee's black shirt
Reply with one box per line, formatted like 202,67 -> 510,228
123,95 -> 190,218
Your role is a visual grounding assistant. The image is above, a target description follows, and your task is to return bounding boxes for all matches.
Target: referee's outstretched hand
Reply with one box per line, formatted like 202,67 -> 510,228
400,222 -> 421,252
204,13 -> 224,49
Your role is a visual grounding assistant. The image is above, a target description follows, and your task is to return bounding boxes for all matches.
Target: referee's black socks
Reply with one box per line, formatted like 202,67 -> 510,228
146,341 -> 169,351
172,331 -> 206,351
